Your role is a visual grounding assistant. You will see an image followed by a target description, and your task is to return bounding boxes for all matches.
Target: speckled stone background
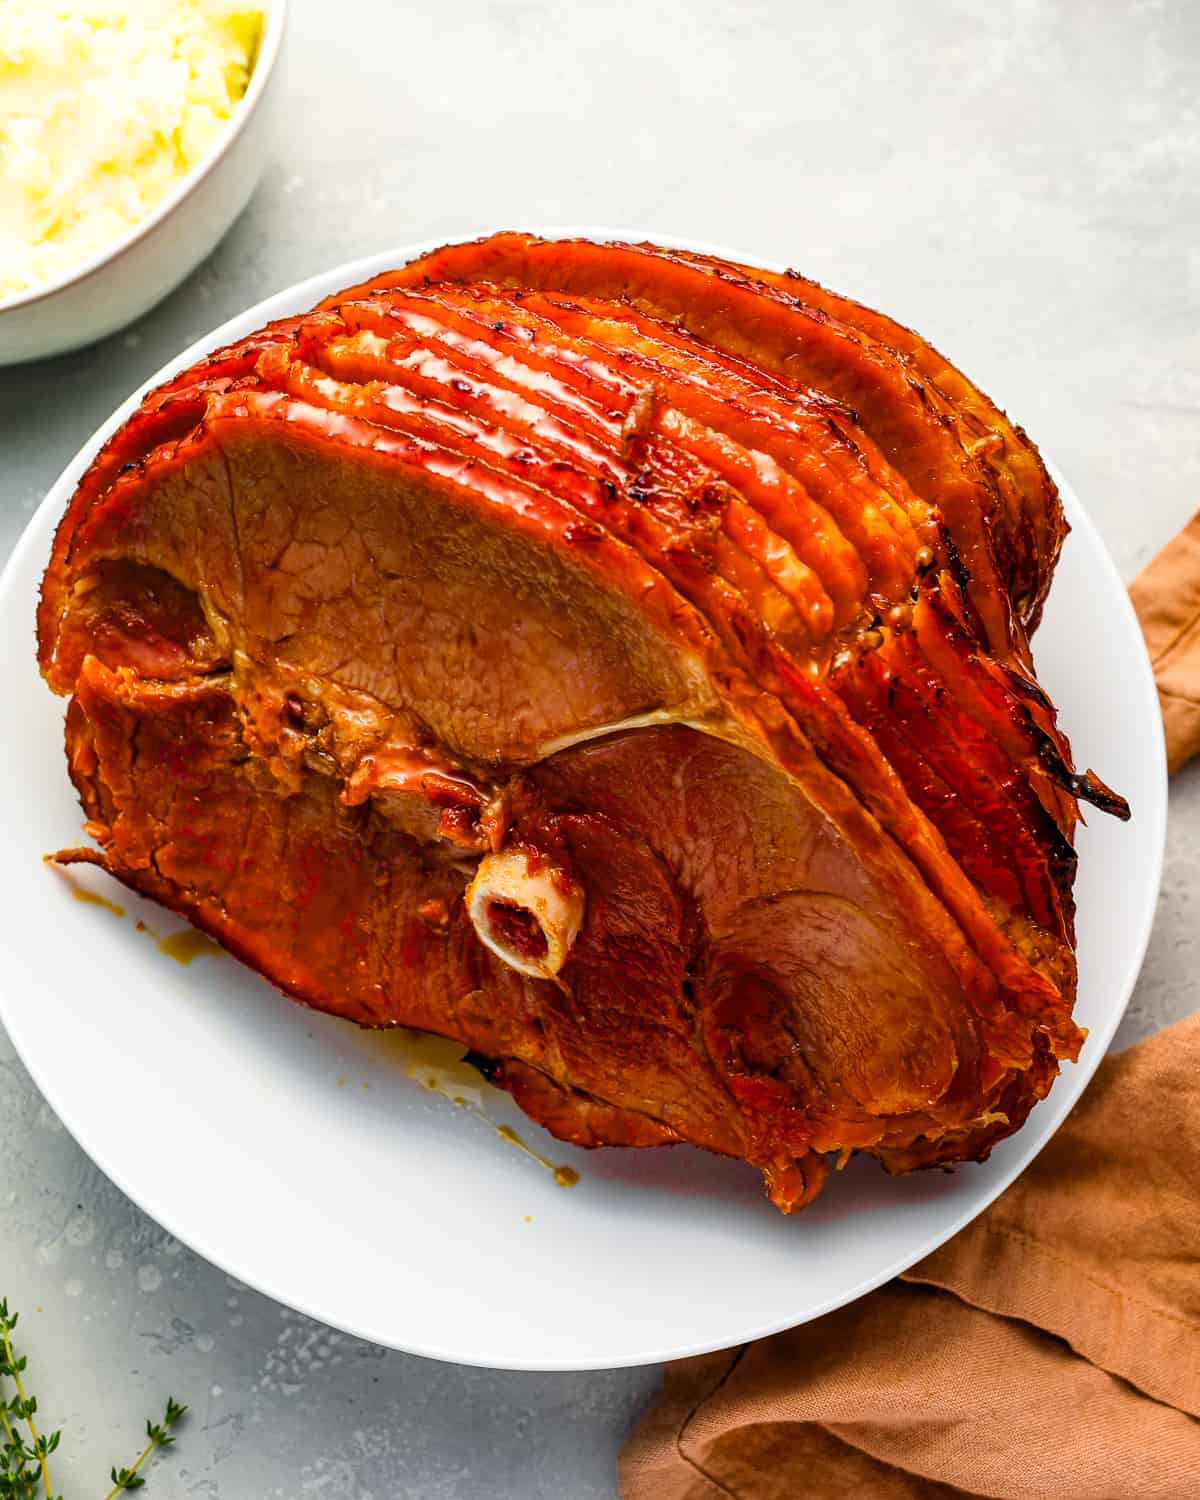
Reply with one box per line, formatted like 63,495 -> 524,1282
2,2 -> 1198,1495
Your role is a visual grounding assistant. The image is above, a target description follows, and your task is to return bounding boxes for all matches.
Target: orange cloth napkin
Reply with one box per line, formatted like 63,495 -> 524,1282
619,517 -> 1200,1500
1129,511 -> 1200,773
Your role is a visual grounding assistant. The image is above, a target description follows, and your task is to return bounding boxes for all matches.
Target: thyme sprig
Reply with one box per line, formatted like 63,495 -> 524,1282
0,1299 -> 186,1498
0,1301 -> 53,1500
102,1400 -> 186,1498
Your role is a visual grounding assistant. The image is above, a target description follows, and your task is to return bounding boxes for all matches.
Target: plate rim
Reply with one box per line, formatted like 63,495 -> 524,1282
0,227 -> 1168,1370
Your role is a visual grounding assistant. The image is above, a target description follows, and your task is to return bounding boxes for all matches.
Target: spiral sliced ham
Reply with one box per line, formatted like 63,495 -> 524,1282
37,234 -> 1128,1211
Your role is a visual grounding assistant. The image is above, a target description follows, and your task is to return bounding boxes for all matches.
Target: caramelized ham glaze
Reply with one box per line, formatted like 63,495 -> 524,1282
38,234 -> 1128,1211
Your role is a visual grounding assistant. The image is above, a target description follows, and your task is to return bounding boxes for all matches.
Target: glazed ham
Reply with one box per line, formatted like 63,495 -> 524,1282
37,234 -> 1128,1211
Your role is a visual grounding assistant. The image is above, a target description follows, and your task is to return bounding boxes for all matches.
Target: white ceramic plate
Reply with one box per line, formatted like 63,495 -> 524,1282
0,233 -> 1166,1370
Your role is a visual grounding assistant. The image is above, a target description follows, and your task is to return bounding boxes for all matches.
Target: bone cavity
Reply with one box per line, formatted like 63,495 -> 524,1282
466,848 -> 584,979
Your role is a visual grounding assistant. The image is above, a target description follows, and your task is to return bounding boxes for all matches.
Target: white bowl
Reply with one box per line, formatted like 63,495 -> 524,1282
0,0 -> 287,367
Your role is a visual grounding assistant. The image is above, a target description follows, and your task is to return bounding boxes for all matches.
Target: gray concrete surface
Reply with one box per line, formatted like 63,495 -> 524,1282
2,1 -> 1198,1494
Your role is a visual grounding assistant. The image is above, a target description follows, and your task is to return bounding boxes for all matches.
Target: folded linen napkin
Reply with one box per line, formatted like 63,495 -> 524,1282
620,517 -> 1200,1500
1130,511 -> 1200,773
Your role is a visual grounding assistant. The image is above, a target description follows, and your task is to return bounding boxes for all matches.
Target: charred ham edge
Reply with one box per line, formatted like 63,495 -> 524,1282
38,233 -> 1130,1214
668,246 -> 1065,629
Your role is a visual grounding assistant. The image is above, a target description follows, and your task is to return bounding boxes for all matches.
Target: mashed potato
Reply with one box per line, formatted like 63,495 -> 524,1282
0,1 -> 262,304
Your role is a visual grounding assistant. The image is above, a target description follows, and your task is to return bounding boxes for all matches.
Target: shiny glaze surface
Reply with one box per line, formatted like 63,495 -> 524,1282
38,233 -> 1128,1212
